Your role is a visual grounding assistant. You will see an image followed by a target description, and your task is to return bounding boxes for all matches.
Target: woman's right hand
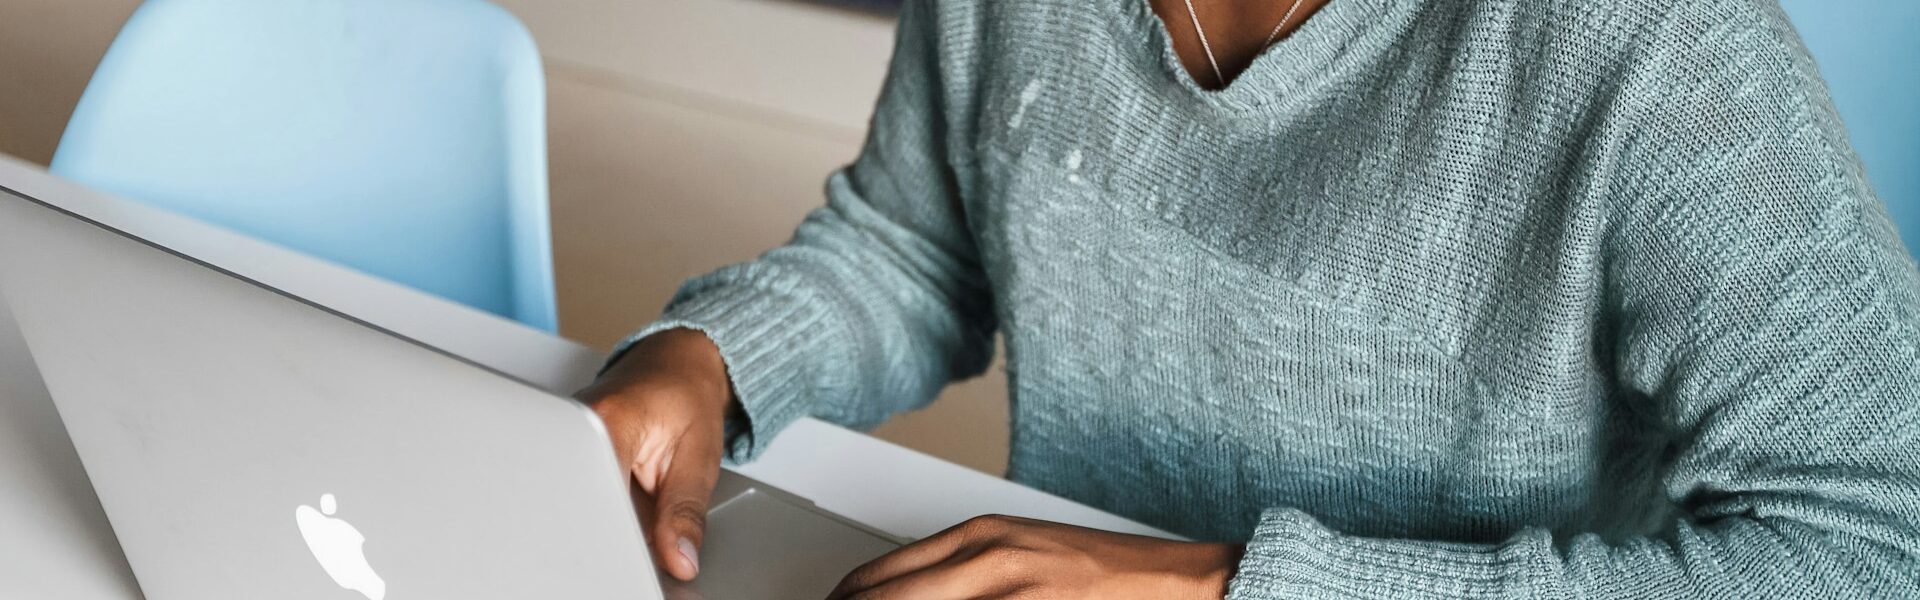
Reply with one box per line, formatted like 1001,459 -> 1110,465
576,327 -> 735,582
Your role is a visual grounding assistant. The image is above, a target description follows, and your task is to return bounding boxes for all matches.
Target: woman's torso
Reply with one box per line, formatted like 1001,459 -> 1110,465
943,0 -> 1688,542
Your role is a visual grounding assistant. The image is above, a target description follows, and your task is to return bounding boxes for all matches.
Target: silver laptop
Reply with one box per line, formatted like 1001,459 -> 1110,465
0,185 -> 902,599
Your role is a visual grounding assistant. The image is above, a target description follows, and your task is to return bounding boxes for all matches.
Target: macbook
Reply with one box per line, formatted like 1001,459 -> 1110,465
0,185 -> 902,599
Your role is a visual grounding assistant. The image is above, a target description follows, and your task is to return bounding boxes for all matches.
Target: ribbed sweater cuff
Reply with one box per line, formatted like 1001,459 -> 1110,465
1226,508 -> 1553,599
610,283 -> 838,463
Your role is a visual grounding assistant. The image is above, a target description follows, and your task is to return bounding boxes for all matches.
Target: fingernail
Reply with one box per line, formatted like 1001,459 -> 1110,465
677,537 -> 700,576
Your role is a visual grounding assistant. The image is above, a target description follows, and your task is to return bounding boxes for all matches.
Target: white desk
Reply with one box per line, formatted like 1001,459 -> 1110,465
0,155 -> 1171,598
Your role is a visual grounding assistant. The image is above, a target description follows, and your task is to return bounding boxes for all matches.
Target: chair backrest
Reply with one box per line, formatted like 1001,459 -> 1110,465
1780,0 -> 1920,261
52,0 -> 558,332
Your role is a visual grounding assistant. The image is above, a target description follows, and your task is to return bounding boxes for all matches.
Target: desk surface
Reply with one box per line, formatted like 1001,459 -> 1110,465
0,155 -> 1169,598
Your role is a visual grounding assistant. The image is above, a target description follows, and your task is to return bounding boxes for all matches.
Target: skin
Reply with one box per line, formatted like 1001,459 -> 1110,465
579,1 -> 1334,595
1150,0 -> 1334,90
582,329 -> 1242,598
826,515 -> 1240,600
577,328 -> 732,581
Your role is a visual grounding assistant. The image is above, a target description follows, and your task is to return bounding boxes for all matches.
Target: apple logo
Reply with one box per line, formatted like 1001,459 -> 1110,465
295,493 -> 387,600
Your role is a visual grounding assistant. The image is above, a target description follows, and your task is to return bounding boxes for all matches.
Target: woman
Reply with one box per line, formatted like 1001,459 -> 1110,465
577,0 -> 1920,597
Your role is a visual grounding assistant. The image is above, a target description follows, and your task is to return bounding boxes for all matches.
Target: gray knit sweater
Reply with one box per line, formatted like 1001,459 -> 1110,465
622,0 -> 1920,596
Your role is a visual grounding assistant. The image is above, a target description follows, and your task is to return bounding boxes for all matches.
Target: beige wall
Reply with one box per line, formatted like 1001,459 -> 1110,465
0,0 -> 1009,475
0,0 -> 142,164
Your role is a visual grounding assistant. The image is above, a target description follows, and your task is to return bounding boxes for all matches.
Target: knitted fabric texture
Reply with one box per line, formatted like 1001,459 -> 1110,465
620,0 -> 1920,596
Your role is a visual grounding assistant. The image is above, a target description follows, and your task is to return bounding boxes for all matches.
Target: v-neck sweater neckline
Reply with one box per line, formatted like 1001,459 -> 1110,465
1120,0 -> 1420,115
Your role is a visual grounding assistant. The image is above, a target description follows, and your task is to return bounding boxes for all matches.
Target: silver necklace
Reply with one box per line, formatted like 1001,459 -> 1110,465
1179,0 -> 1308,87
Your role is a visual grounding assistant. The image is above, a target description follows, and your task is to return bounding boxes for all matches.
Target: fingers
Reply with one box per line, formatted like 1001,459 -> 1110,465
652,431 -> 722,581
829,515 -> 1013,599
588,398 -> 646,483
827,550 -> 1007,600
576,327 -> 737,583
632,431 -> 672,494
580,327 -> 732,495
591,392 -> 681,495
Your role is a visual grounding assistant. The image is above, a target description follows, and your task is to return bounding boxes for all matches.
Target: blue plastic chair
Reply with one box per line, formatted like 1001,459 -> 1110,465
1781,1 -> 1920,261
52,0 -> 558,332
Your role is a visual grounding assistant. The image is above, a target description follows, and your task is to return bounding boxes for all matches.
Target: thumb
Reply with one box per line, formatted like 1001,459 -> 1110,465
652,434 -> 721,581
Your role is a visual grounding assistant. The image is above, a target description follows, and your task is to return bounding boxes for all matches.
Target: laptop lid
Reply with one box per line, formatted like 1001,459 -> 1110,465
0,188 -> 660,599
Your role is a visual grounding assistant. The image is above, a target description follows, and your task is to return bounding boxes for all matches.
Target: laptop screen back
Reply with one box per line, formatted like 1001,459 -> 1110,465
0,188 -> 658,600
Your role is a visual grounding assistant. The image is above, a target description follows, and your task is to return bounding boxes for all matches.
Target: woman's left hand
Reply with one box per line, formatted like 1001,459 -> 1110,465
826,514 -> 1242,600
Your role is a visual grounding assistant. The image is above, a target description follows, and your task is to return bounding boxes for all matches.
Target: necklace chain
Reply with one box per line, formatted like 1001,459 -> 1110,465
1180,0 -> 1308,88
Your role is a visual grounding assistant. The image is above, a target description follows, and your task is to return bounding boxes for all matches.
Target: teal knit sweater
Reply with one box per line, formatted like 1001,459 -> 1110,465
622,0 -> 1920,596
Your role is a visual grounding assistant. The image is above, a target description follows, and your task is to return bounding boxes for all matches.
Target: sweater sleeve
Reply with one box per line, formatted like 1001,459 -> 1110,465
610,0 -> 993,462
1227,4 -> 1920,599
